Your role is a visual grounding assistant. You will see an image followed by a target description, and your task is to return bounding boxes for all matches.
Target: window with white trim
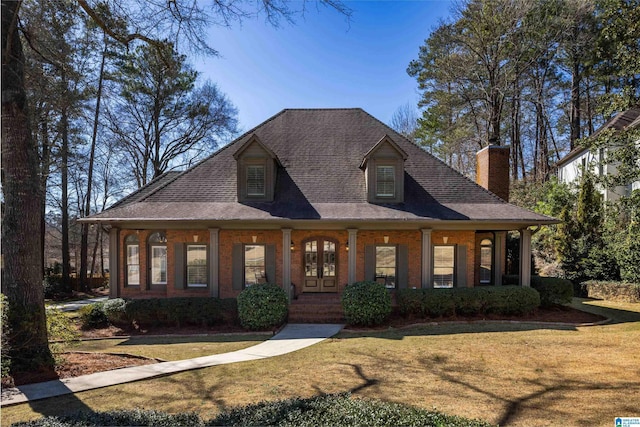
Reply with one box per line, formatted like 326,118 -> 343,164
149,232 -> 167,286
246,165 -> 265,196
480,239 -> 493,284
125,234 -> 140,286
433,245 -> 455,288
186,244 -> 207,287
376,165 -> 395,197
244,244 -> 265,286
375,245 -> 396,289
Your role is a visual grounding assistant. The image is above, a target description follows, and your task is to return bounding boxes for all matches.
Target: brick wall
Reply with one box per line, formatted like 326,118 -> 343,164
116,228 -> 484,298
476,145 -> 510,202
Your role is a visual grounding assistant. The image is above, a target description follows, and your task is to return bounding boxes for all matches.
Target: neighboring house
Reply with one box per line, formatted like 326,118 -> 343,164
84,109 -> 554,318
556,108 -> 640,201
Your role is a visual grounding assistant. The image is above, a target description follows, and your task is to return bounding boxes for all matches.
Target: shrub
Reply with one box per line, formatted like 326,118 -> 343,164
47,308 -> 80,343
503,275 -> 574,307
396,286 -> 540,318
42,275 -> 71,300
79,303 -> 109,329
237,284 -> 288,330
12,396 -> 494,427
123,297 -> 237,328
103,298 -> 129,327
341,281 -> 392,326
582,280 -> 640,303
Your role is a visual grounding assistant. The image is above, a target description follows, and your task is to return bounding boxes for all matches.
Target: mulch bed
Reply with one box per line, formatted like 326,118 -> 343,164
2,305 -> 606,388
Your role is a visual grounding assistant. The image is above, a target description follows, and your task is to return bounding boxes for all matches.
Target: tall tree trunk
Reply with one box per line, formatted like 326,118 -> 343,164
61,99 -> 71,289
1,0 -> 54,373
570,53 -> 581,149
38,106 -> 51,278
80,36 -> 107,290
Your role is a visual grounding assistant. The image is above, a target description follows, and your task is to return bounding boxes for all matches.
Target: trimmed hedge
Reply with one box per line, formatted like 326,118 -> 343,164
503,275 -> 574,307
97,297 -> 238,328
396,286 -> 540,318
582,280 -> 640,303
237,283 -> 288,330
341,281 -> 392,326
12,394 -> 494,427
79,303 -> 109,329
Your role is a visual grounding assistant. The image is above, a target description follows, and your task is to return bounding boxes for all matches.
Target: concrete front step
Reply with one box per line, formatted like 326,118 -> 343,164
289,294 -> 344,323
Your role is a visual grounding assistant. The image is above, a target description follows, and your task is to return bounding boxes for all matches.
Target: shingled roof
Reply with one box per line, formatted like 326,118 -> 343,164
88,108 -> 553,228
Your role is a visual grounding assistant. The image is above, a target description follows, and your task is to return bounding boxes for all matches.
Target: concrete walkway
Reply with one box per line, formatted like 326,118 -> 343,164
48,296 -> 108,312
0,323 -> 344,407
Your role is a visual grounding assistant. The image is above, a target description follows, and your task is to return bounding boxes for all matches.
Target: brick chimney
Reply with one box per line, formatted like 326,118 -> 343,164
476,145 -> 510,202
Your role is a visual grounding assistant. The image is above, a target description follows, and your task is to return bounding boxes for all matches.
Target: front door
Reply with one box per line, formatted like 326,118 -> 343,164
302,239 -> 337,292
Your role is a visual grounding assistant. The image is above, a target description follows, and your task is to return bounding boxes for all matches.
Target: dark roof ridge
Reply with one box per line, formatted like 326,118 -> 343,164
358,108 -> 511,205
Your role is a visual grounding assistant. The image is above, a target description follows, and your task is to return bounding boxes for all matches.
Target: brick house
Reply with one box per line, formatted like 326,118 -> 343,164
85,109 -> 554,321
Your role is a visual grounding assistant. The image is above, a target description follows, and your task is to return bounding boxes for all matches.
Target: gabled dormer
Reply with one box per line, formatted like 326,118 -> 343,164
233,135 -> 280,202
360,135 -> 408,204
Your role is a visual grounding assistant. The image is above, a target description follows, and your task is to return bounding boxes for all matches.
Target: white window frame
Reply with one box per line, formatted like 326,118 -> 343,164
433,245 -> 455,288
376,165 -> 396,197
244,244 -> 266,286
375,245 -> 397,289
480,239 -> 493,284
246,164 -> 266,197
186,244 -> 208,288
125,235 -> 140,286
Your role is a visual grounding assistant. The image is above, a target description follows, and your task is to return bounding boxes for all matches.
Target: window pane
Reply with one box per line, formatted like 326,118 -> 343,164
247,165 -> 265,196
480,242 -> 492,284
376,246 -> 396,288
433,246 -> 454,288
151,246 -> 167,284
323,241 -> 336,277
149,232 -> 166,243
305,241 -> 317,277
127,245 -> 139,265
127,265 -> 140,285
376,165 -> 395,197
244,244 -> 265,285
187,245 -> 207,287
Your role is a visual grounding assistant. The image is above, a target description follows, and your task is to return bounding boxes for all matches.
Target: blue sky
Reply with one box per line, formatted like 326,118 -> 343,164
195,1 -> 453,132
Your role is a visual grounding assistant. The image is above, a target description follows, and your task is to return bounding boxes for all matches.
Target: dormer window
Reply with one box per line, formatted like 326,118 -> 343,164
376,165 -> 396,197
361,135 -> 408,203
233,134 -> 281,202
247,164 -> 266,196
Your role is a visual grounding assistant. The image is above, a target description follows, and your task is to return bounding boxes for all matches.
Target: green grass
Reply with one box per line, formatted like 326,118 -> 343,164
3,299 -> 639,427
69,335 -> 268,361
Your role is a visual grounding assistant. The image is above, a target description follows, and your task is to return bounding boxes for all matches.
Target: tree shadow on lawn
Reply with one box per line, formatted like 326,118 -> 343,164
423,359 -> 640,426
338,321 -> 581,340
569,297 -> 640,324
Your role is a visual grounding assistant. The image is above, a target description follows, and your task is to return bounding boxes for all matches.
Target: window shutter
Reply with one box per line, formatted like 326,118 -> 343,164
456,245 -> 468,288
232,243 -> 244,290
364,245 -> 375,282
265,244 -> 276,283
396,244 -> 409,289
174,243 -> 185,289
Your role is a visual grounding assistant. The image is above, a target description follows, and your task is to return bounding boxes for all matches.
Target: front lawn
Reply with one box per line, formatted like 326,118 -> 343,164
3,299 -> 639,427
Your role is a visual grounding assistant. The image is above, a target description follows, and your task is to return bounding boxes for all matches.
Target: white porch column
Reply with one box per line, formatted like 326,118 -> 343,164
519,228 -> 532,287
108,227 -> 119,298
347,228 -> 358,284
282,228 -> 292,300
494,231 -> 507,286
208,228 -> 220,297
421,228 -> 433,288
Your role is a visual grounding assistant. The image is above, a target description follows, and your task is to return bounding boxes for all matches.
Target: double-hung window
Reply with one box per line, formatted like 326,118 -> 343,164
375,245 -> 396,289
186,245 -> 207,287
148,232 -> 167,286
125,234 -> 140,286
433,245 -> 455,288
244,244 -> 265,286
376,165 -> 395,197
246,165 -> 265,197
480,239 -> 493,284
